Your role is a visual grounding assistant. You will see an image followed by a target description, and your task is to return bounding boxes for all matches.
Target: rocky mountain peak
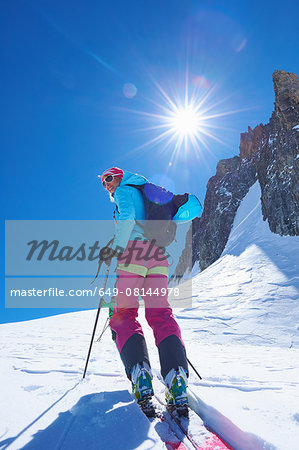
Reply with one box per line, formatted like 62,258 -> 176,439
272,70 -> 299,130
216,156 -> 240,177
239,124 -> 264,160
175,70 -> 299,276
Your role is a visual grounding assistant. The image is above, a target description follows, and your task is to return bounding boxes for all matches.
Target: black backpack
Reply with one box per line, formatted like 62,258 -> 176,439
127,183 -> 189,247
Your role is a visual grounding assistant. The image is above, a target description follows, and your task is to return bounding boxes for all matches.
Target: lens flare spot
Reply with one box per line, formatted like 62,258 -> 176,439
235,38 -> 247,53
193,75 -> 211,89
123,83 -> 137,99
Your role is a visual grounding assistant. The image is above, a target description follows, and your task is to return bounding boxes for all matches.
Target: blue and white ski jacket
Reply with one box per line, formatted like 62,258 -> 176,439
110,170 -> 202,252
111,170 -> 147,251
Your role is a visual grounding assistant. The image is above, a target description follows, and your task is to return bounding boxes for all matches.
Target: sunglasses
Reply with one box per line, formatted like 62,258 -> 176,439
102,174 -> 114,187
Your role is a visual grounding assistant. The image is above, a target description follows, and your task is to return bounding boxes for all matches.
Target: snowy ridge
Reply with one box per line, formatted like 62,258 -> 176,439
1,181 -> 299,449
187,182 -> 299,348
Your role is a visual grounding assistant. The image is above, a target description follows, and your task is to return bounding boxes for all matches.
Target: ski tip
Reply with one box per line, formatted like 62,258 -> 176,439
165,442 -> 188,450
198,434 -> 233,449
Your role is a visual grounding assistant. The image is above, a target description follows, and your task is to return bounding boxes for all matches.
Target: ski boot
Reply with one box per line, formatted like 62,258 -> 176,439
165,366 -> 189,417
131,362 -> 155,418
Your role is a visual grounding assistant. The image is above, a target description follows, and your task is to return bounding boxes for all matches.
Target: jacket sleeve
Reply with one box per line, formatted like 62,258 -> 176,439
111,186 -> 136,252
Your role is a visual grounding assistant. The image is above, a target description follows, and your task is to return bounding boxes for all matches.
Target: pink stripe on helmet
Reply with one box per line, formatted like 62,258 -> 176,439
100,167 -> 124,180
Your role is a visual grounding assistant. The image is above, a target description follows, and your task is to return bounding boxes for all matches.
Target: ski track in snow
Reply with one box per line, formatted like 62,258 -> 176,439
1,182 -> 299,449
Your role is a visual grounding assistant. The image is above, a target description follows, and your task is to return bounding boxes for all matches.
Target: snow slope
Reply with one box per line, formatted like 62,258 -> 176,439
1,181 -> 299,449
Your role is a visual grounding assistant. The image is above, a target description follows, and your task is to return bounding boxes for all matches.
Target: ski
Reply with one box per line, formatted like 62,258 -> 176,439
186,390 -> 233,450
153,411 -> 189,450
151,371 -> 233,450
133,394 -> 189,449
154,393 -> 232,450
154,394 -> 200,450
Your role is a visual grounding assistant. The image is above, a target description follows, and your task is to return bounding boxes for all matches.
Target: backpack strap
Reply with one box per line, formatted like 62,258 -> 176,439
113,204 -> 120,224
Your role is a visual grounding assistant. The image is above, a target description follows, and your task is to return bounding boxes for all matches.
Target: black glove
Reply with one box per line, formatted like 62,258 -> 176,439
99,246 -> 115,266
100,246 -> 123,266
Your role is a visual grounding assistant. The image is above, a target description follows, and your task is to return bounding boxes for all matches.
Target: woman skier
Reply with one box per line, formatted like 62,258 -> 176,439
99,166 -> 189,417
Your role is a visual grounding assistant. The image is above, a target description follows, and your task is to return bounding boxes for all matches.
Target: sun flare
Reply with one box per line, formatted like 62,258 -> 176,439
119,72 -> 251,167
170,107 -> 202,137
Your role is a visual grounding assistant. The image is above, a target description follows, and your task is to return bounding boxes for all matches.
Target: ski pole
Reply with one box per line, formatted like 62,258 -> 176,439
90,236 -> 115,285
96,316 -> 110,342
83,262 -> 111,379
187,357 -> 202,380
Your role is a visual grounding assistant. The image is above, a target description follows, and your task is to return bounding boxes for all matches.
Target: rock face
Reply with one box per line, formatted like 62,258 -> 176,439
176,70 -> 299,274
192,156 -> 257,270
257,70 -> 299,235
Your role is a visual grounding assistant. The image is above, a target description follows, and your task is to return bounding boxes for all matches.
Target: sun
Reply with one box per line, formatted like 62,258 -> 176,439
118,72 -> 250,166
170,107 -> 202,137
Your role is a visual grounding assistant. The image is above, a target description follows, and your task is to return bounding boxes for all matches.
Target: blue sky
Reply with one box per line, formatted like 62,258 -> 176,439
1,0 -> 298,323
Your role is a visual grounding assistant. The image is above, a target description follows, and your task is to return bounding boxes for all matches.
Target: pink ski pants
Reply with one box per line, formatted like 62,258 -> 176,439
109,240 -> 184,353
